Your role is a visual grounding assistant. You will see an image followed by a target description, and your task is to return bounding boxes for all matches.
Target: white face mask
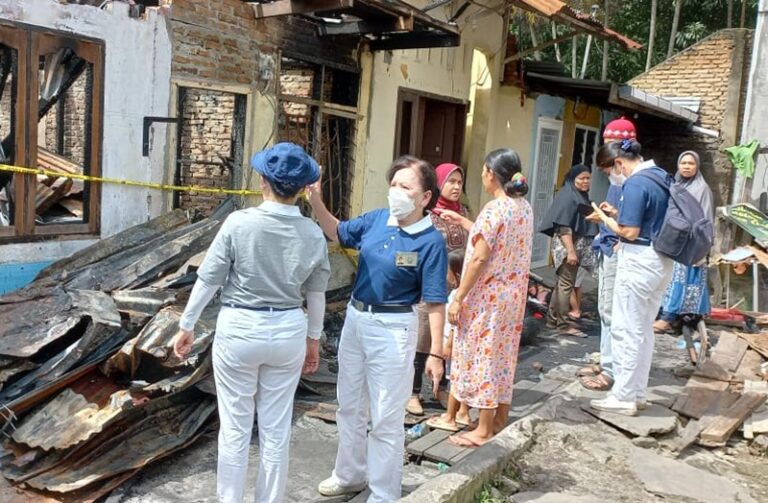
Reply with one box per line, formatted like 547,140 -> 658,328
609,171 -> 626,186
387,187 -> 417,220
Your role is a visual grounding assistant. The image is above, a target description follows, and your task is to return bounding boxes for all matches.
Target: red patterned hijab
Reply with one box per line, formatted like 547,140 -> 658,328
433,163 -> 464,216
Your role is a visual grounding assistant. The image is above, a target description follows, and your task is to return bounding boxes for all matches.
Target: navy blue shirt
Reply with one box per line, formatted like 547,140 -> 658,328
337,208 -> 448,306
593,183 -> 623,257
618,164 -> 670,242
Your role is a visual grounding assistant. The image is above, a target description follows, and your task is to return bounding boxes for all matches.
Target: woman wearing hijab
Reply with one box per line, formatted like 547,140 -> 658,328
173,143 -> 330,503
539,164 -> 598,335
408,163 -> 469,415
653,151 -> 714,333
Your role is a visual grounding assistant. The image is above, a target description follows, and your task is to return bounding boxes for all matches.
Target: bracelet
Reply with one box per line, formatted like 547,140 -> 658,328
428,353 -> 444,361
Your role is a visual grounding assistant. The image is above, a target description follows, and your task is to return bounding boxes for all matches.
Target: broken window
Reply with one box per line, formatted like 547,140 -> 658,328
175,87 -> 247,217
572,125 -> 599,169
278,57 -> 358,220
0,23 -> 103,242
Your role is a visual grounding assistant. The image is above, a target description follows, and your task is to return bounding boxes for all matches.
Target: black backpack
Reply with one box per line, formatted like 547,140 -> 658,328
636,171 -> 714,266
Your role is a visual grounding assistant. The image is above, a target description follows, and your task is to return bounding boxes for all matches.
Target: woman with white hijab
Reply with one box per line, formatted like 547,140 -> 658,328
653,151 -> 714,333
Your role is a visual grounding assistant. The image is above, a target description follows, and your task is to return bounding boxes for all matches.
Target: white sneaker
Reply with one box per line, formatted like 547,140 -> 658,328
636,399 -> 648,411
318,477 -> 367,497
590,395 -> 637,416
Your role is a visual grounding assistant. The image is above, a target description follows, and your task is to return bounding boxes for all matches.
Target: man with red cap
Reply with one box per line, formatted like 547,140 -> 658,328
578,117 -> 638,392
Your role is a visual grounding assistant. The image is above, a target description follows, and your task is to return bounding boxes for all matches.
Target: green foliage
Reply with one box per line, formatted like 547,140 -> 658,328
513,0 -> 760,83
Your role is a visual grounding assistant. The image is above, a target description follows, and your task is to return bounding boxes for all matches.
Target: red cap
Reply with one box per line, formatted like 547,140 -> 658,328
603,117 -> 637,141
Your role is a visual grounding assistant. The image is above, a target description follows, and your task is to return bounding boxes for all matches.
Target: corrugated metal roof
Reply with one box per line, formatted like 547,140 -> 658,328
663,96 -> 702,113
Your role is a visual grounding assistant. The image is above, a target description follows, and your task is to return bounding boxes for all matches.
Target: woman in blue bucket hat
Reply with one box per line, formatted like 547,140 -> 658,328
173,142 -> 331,503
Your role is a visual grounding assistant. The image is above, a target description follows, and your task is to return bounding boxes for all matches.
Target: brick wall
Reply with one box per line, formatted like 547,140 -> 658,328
43,70 -> 91,167
178,89 -> 236,215
629,29 -> 754,208
166,0 -> 359,213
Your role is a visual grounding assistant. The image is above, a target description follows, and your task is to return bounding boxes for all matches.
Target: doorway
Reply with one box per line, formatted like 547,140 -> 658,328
530,117 -> 564,269
394,89 -> 467,167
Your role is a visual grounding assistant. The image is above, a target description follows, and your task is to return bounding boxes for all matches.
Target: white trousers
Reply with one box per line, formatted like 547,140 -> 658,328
331,304 -> 417,503
610,243 -> 673,402
597,253 -> 618,377
213,307 -> 307,503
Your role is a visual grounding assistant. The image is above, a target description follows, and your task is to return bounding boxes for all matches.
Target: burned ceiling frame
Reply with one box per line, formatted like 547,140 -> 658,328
246,0 -> 461,51
504,0 -> 642,64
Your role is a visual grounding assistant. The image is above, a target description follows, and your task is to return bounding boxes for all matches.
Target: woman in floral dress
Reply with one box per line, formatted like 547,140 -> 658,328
442,148 -> 533,447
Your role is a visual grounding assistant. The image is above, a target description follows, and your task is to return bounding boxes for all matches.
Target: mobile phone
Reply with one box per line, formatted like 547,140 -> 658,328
577,203 -> 594,216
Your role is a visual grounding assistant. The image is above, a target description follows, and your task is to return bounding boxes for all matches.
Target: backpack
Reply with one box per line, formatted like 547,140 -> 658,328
636,170 -> 714,266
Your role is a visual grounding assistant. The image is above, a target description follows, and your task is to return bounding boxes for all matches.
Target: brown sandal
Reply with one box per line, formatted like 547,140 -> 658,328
580,372 -> 614,391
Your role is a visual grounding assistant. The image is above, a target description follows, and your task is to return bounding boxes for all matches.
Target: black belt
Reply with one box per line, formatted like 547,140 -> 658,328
350,298 -> 413,314
620,238 -> 651,247
223,303 -> 300,312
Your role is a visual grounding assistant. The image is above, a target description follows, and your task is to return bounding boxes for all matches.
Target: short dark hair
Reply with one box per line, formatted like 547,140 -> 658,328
385,156 -> 439,213
484,148 -> 528,197
603,139 -> 643,162
265,179 -> 302,199
448,248 -> 465,279
596,143 -> 618,169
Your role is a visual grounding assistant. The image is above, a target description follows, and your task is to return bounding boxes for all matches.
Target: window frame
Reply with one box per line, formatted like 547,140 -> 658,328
0,21 -> 104,243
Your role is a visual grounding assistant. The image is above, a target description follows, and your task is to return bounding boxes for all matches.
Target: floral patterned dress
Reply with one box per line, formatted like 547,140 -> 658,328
451,197 -> 533,409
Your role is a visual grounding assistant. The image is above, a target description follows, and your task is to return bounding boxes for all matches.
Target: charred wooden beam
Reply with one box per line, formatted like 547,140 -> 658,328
318,15 -> 414,36
249,0 -> 355,18
368,32 -> 459,51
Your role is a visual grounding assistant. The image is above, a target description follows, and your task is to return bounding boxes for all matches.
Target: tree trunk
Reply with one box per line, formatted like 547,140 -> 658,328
728,0 -> 734,28
645,0 -> 658,71
668,0 -> 683,58
740,0 -> 748,28
551,22 -> 561,62
601,0 -> 610,80
529,21 -> 541,61
572,35 -> 578,78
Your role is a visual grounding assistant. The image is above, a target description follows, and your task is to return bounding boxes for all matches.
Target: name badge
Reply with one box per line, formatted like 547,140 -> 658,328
395,251 -> 418,268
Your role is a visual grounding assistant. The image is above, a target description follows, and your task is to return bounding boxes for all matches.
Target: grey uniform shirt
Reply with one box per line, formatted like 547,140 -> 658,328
196,201 -> 331,309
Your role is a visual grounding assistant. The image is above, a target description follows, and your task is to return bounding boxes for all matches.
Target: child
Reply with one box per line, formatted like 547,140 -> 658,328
427,249 -> 474,431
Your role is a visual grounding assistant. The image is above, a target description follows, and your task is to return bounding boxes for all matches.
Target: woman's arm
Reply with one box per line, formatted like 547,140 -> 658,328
439,209 -> 474,232
558,229 -> 579,266
306,178 -> 340,242
447,234 -> 491,325
591,203 -> 641,241
425,302 -> 446,394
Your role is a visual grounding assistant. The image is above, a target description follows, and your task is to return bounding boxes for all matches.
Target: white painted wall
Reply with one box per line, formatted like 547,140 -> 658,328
359,0 -> 508,213
0,0 -> 172,264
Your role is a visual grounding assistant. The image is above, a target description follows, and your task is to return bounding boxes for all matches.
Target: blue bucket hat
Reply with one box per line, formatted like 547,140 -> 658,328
250,142 -> 320,191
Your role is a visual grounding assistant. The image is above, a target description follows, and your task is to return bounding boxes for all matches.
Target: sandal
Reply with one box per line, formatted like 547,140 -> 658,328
406,396 -> 424,416
579,372 -> 614,391
568,311 -> 582,321
426,416 -> 460,432
576,364 -> 602,377
448,433 -> 486,448
560,327 -> 587,338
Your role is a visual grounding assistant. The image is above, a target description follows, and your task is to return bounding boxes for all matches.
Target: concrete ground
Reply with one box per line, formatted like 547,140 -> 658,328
116,271 -> 604,502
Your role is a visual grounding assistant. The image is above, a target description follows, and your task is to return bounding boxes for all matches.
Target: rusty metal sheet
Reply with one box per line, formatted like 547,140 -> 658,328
24,394 -> 216,492
103,306 -> 215,378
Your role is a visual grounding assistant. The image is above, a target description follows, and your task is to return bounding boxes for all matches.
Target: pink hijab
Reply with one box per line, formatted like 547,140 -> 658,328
433,163 -> 464,216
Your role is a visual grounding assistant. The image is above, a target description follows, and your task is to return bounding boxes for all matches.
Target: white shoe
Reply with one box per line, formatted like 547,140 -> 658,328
636,399 -> 648,411
590,395 -> 637,416
318,477 -> 367,497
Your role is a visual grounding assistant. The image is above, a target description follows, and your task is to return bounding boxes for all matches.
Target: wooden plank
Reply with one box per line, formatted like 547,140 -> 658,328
406,429 -> 451,457
736,333 -> 768,359
666,391 -> 741,455
672,388 -> 739,419
422,437 -> 468,464
693,360 -> 733,382
710,332 -> 749,371
699,393 -> 767,447
733,349 -> 764,382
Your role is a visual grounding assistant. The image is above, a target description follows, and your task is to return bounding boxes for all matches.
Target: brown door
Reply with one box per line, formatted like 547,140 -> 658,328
395,90 -> 466,166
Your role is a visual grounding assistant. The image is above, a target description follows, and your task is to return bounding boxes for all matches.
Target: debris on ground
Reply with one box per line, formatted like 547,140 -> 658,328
0,203 -> 234,501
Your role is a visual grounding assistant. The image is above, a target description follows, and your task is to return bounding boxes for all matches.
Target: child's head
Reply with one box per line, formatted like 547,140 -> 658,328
447,248 -> 466,289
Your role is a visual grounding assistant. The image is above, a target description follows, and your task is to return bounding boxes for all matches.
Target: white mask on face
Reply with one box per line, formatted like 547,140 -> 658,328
609,171 -> 626,186
388,187 -> 417,219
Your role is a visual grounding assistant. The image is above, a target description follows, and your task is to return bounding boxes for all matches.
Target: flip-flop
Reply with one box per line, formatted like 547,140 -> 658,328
579,373 -> 614,391
568,312 -> 582,321
560,327 -> 587,338
426,416 -> 460,432
448,433 -> 484,448
456,418 -> 478,429
576,364 -> 601,377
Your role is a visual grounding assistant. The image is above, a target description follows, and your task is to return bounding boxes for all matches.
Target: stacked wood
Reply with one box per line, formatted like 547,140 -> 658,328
671,330 -> 768,452
35,147 -> 85,219
0,200 -> 235,501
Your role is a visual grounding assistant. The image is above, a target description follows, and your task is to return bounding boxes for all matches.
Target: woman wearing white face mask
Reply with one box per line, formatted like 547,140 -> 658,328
307,156 -> 448,503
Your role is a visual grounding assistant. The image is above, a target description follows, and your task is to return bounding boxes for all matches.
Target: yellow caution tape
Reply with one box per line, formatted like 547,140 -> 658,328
0,163 -> 262,196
